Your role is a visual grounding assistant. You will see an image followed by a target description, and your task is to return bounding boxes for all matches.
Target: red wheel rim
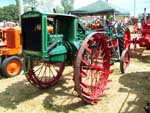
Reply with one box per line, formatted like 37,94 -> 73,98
74,32 -> 111,104
120,50 -> 130,73
26,59 -> 65,89
124,29 -> 130,50
123,50 -> 130,71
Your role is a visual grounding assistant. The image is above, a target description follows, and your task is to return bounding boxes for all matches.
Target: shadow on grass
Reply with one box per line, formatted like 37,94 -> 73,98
0,71 -> 89,112
42,72 -> 89,113
0,78 -> 49,109
118,71 -> 150,113
130,48 -> 150,63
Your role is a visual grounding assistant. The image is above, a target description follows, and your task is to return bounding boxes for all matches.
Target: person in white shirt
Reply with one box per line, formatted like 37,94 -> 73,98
137,20 -> 141,33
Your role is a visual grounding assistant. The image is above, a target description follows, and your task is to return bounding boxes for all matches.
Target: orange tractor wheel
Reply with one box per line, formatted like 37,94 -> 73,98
1,56 -> 22,77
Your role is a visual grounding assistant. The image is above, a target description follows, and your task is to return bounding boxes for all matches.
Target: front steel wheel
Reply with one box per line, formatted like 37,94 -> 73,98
74,32 -> 111,104
120,49 -> 130,73
118,27 -> 130,56
25,59 -> 65,89
118,27 -> 130,73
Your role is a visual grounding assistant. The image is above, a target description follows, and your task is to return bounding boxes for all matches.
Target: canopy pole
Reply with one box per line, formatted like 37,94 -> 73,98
18,0 -> 24,26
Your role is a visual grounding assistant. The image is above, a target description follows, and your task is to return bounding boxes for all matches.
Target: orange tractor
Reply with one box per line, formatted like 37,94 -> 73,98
0,25 -> 22,77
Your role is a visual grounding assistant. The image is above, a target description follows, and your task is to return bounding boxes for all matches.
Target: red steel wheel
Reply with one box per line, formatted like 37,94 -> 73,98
124,28 -> 131,49
119,27 -> 130,73
118,27 -> 131,56
120,49 -> 130,73
25,59 -> 65,89
74,32 -> 111,104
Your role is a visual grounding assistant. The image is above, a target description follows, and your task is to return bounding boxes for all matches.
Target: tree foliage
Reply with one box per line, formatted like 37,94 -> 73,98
22,0 -> 74,13
55,5 -> 64,13
0,0 -> 75,22
0,4 -> 19,22
23,0 -> 39,7
16,0 -> 75,13
16,0 -> 38,7
20,0 -> 56,13
36,0 -> 55,13
61,0 -> 74,13
15,0 -> 38,12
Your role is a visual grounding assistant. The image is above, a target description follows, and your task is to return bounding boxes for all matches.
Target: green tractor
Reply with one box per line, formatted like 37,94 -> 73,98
21,10 -> 130,104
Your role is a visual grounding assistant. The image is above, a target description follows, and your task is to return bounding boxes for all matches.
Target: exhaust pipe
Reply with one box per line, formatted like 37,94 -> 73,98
47,41 -> 59,53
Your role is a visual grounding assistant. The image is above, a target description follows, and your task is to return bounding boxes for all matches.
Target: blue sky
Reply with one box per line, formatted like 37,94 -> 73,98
0,0 -> 15,7
0,0 -> 149,16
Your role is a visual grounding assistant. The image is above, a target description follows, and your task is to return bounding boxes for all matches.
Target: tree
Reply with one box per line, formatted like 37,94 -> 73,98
15,0 -> 71,14
15,0 -> 38,12
36,0 -> 55,13
16,0 -> 38,7
15,0 -> 19,6
55,5 -> 64,13
61,0 -> 74,13
0,4 -> 19,22
16,0 -> 56,12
